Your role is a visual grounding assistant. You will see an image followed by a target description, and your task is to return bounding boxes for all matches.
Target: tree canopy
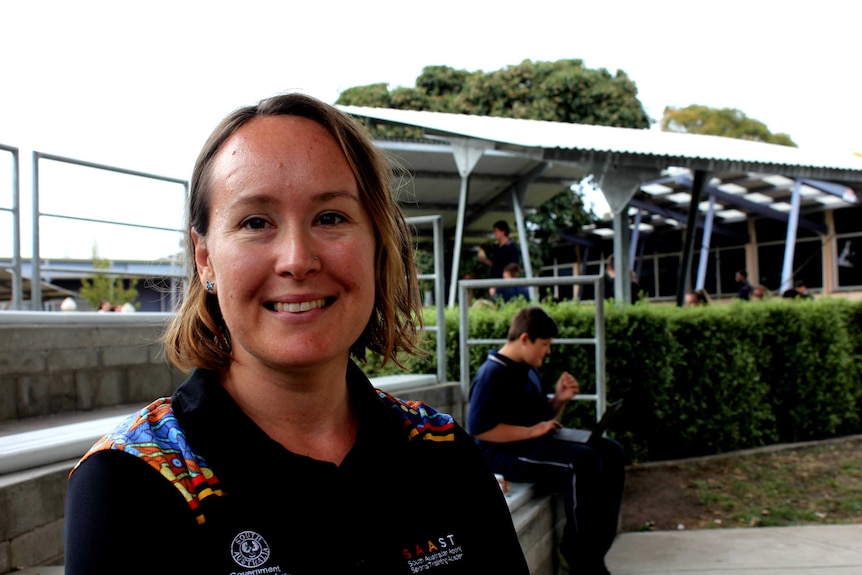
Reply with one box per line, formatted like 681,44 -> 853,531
336,59 -> 651,137
660,105 -> 797,147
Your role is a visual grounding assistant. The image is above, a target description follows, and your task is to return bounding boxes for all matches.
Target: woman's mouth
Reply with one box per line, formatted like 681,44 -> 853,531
270,298 -> 328,313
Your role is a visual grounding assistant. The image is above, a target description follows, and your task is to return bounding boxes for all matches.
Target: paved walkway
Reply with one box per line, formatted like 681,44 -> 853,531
606,524 -> 862,575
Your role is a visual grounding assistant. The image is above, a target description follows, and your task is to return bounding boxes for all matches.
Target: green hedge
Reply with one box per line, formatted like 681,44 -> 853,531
362,298 -> 862,463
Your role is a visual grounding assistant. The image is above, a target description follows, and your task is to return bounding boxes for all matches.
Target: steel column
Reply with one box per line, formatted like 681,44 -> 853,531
780,179 -> 803,294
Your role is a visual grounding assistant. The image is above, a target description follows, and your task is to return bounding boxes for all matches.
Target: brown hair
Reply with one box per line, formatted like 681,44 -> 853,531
506,306 -> 559,342
164,93 -> 423,371
503,262 -> 521,276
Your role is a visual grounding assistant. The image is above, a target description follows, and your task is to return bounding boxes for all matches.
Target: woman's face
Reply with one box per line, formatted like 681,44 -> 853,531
194,115 -> 377,373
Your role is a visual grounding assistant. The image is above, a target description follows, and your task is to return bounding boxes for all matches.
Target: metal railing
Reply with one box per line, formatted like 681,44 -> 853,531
408,214 -> 447,383
458,274 -> 607,422
30,151 -> 189,309
0,144 -> 22,309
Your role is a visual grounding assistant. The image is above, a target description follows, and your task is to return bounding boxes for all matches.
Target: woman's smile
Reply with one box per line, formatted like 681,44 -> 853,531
269,297 -> 330,313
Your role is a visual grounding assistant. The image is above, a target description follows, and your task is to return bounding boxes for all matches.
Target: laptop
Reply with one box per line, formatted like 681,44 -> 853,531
551,398 -> 624,443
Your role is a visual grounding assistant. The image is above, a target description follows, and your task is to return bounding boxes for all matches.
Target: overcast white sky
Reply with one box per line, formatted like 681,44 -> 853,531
1,0 -> 860,260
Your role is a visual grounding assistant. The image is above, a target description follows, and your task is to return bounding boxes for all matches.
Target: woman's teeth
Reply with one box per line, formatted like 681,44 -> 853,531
273,299 -> 326,312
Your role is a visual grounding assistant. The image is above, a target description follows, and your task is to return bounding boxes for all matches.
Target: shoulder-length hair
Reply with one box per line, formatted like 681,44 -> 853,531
164,93 -> 423,372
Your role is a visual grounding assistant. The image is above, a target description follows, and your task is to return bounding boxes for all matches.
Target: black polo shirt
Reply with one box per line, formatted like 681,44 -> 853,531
65,363 -> 528,575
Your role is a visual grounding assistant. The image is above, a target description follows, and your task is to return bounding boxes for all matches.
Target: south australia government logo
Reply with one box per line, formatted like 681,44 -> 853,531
231,530 -> 271,568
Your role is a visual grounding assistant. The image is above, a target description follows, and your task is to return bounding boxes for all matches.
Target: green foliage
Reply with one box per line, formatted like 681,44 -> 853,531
78,257 -> 139,310
660,105 -> 797,146
363,298 -> 862,463
336,59 -> 651,137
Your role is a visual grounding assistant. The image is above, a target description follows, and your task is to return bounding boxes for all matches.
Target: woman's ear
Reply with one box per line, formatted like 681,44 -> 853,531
192,229 -> 212,285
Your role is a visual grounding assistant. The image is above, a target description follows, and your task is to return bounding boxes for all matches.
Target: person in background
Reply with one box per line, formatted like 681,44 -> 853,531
479,220 -> 520,297
684,288 -> 711,307
64,93 -> 529,575
468,306 -> 625,575
496,262 -> 531,303
751,285 -> 769,301
735,269 -> 753,300
782,279 -> 813,299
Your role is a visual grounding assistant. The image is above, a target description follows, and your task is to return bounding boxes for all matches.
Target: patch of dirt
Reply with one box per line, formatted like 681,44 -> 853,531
618,436 -> 862,533
620,464 -> 709,532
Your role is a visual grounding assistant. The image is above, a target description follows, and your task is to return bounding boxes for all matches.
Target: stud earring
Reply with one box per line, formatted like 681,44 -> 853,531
205,280 -> 215,292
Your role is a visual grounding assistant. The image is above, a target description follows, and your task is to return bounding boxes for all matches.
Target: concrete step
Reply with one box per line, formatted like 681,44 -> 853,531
0,404 -> 141,476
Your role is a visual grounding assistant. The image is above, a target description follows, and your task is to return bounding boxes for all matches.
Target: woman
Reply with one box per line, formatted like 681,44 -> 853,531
64,94 -> 529,574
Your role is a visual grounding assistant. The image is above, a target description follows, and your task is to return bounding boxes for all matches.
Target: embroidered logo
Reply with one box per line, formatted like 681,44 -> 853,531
231,530 -> 271,568
402,533 -> 464,572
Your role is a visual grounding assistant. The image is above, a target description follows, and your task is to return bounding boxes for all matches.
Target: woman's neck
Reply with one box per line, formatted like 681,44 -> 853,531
221,359 -> 357,465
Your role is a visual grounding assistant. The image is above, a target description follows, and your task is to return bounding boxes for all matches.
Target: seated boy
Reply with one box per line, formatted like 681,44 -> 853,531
467,306 -> 625,575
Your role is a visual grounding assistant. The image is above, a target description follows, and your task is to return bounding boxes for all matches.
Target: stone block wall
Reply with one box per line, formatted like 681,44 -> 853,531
0,315 -> 187,422
0,461 -> 73,573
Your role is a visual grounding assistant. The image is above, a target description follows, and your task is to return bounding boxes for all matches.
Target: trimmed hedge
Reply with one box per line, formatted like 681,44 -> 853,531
363,298 -> 862,463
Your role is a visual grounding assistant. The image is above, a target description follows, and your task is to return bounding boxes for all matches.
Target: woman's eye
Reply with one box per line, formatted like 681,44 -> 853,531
317,212 -> 346,226
241,217 -> 269,230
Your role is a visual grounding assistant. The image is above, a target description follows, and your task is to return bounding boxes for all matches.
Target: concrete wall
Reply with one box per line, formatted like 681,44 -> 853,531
0,313 -> 185,422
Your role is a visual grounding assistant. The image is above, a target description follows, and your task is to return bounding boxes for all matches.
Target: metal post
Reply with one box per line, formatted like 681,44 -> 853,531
612,209 -> 631,306
31,151 -> 42,310
675,169 -> 706,306
695,194 -> 716,291
446,139 -> 487,309
0,145 -> 23,310
629,208 -> 641,270
781,179 -> 803,294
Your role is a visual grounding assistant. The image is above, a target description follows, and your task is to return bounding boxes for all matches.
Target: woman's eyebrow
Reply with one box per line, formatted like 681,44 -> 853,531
226,190 -> 358,207
314,190 -> 361,204
224,193 -> 279,211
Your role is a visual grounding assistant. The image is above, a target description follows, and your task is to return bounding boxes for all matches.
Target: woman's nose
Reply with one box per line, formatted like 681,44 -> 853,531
274,230 -> 321,279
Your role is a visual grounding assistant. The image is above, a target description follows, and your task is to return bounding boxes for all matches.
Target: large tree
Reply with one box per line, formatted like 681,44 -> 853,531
337,59 -> 650,264
660,105 -> 797,146
337,59 -> 650,133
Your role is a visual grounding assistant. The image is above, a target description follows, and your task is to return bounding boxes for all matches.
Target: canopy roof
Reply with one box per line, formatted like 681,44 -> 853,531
341,106 -> 862,306
340,105 -> 862,306
585,170 -> 859,242
370,139 -> 588,244
341,105 -> 862,240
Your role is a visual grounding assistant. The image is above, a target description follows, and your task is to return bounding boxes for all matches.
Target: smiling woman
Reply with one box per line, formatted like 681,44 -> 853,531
62,93 -> 530,575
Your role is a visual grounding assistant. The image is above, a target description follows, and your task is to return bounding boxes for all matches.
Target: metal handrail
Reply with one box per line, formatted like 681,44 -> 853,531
458,274 -> 606,422
406,214 -> 446,383
0,144 -> 21,309
30,151 -> 189,310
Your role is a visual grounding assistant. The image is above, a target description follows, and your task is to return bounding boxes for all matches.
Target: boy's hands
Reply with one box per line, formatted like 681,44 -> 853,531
532,419 -> 561,438
555,372 -> 579,402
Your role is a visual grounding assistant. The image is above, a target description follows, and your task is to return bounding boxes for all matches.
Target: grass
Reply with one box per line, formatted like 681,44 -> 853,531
679,437 -> 862,529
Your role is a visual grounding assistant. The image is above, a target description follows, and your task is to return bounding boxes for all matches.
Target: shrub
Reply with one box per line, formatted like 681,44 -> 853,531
364,297 -> 862,463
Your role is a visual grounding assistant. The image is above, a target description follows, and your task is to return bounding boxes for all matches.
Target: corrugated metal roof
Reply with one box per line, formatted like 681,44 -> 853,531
340,105 -> 862,173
